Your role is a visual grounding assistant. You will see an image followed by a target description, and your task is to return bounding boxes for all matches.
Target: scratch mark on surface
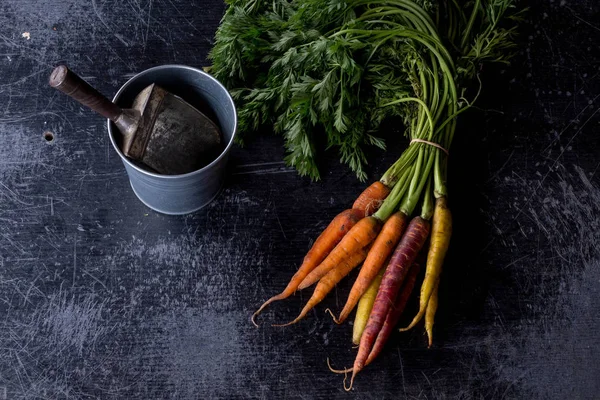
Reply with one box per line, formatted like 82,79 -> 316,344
511,104 -> 600,224
421,371 -> 432,386
397,349 -> 406,398
10,282 -> 35,306
0,111 -> 74,129
114,34 -> 129,47
487,149 -> 515,183
0,70 -> 46,90
72,235 -> 77,289
40,236 -> 63,253
1,233 -> 26,255
232,168 -> 296,176
107,46 -> 133,69
566,6 -> 600,32
23,273 -> 44,306
82,269 -> 108,291
91,0 -> 111,30
144,0 -> 153,52
273,204 -> 288,240
165,0 -> 202,33
590,160 -> 600,182
236,161 -> 287,168
0,181 -> 33,206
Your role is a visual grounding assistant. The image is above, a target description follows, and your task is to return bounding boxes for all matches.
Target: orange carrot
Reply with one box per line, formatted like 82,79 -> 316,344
297,216 -> 383,290
275,245 -> 372,327
352,181 -> 391,216
347,216 -> 430,391
251,208 -> 364,326
336,211 -> 408,324
298,246 -> 370,290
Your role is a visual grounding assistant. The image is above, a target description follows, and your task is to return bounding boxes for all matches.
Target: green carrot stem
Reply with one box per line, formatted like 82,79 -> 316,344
429,56 -> 442,129
330,27 -> 455,84
421,175 -> 434,220
400,150 -> 435,215
461,0 -> 481,50
352,0 -> 440,39
413,66 -> 429,138
380,145 -> 418,187
448,1 -> 456,44
407,147 -> 425,197
381,97 -> 434,140
433,150 -> 447,198
374,164 -> 414,221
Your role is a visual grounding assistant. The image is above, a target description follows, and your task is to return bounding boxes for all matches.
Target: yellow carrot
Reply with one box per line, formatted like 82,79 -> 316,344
352,269 -> 384,345
425,279 -> 440,348
400,197 -> 451,332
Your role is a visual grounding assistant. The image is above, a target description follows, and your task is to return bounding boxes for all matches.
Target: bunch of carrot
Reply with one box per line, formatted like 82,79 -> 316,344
252,176 -> 452,389
248,0 -> 520,390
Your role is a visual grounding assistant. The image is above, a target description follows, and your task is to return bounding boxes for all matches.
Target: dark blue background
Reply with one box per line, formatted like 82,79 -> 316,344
0,0 -> 598,398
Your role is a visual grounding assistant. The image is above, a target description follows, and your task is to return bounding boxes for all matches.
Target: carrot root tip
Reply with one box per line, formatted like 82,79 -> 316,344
272,312 -> 304,327
336,311 -> 348,325
251,304 -> 270,328
344,373 -> 357,391
272,320 -> 297,328
327,358 -> 353,374
399,322 -> 419,332
325,308 -> 341,324
251,293 -> 289,327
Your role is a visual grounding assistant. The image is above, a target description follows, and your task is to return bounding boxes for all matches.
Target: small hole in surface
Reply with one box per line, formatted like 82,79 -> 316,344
43,131 -> 54,142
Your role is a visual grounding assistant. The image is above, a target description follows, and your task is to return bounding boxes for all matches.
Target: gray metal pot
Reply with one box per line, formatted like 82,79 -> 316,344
107,65 -> 237,215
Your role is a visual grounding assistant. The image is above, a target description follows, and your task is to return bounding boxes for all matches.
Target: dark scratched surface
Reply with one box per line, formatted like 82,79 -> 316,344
0,0 -> 599,398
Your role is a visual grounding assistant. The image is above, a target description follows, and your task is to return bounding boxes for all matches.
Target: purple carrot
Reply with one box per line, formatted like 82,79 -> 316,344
346,216 -> 430,391
365,260 -> 422,366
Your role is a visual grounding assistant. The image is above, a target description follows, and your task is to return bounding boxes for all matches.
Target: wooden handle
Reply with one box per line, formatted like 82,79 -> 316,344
49,65 -> 122,121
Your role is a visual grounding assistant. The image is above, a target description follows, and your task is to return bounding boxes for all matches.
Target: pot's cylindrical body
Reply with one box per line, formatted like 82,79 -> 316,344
107,65 -> 237,215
